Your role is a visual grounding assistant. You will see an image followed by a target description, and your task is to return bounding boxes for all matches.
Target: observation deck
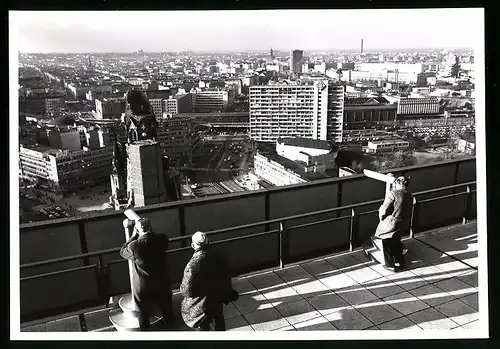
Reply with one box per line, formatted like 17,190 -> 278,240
19,157 -> 479,332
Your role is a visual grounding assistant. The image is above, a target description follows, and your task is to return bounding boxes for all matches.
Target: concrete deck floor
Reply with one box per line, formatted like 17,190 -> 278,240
21,221 -> 479,332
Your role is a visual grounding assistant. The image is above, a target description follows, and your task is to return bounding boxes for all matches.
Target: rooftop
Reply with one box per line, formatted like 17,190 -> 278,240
21,221 -> 479,332
277,137 -> 333,151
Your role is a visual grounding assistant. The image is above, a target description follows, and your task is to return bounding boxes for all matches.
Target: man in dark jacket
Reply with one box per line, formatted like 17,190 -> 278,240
374,176 -> 412,271
180,231 -> 231,331
120,218 -> 174,330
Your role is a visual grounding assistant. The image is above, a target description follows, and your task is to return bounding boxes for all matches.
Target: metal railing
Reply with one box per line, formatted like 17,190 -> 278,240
20,180 -> 476,320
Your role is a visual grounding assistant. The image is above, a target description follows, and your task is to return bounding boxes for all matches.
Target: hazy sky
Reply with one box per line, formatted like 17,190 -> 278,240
10,9 -> 483,53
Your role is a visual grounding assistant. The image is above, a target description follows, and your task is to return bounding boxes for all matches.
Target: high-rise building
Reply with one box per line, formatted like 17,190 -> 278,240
249,80 -> 344,143
270,48 -> 274,60
361,39 -> 364,54
163,94 -> 193,116
149,98 -> 164,121
290,50 -> 304,74
126,140 -> 167,207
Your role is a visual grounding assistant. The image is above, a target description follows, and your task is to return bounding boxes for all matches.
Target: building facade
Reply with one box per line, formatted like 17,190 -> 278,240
192,90 -> 229,112
249,80 -> 344,143
290,50 -> 304,74
397,97 -> 440,116
343,97 -> 397,129
254,152 -> 307,187
19,144 -> 114,192
156,117 -> 193,166
95,98 -> 126,119
364,139 -> 410,153
164,94 -> 193,116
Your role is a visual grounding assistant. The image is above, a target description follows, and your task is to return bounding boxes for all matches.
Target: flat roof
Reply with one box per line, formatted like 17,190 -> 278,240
277,137 -> 332,151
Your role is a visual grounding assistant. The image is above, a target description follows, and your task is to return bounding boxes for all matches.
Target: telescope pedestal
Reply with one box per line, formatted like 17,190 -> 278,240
109,294 -> 162,331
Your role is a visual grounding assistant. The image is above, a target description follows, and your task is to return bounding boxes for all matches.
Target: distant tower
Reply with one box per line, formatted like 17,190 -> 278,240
109,138 -> 129,210
361,39 -> 364,54
290,50 -> 304,75
126,140 -> 167,208
270,48 -> 274,60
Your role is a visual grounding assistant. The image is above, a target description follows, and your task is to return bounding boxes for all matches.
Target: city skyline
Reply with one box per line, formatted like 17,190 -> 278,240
11,9 -> 483,53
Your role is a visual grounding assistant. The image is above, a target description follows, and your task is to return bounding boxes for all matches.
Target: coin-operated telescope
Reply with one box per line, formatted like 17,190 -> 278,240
108,209 -> 162,331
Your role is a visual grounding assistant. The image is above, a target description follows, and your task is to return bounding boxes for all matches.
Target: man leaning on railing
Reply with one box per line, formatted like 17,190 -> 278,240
119,217 -> 175,330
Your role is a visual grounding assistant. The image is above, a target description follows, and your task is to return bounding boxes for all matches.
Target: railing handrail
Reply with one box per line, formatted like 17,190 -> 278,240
20,180 -> 476,271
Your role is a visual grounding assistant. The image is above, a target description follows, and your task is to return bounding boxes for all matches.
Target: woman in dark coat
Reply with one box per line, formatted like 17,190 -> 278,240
372,176 -> 412,271
180,231 -> 232,331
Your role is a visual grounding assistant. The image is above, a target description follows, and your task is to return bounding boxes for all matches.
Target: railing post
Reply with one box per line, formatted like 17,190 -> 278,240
95,254 -> 109,307
409,196 -> 418,238
278,222 -> 287,268
349,209 -> 356,252
463,185 -> 472,224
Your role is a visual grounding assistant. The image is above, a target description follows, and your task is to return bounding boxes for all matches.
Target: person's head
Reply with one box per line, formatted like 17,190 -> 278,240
191,231 -> 209,251
393,176 -> 410,190
135,218 -> 151,235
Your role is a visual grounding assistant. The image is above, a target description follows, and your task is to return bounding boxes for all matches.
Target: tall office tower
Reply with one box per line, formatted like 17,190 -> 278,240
361,39 -> 364,54
270,48 -> 274,60
249,79 -> 344,143
290,50 -> 304,74
126,140 -> 167,208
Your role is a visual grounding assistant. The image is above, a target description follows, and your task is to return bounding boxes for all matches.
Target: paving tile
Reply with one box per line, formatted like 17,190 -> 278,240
369,263 -> 399,277
434,260 -> 472,276
409,283 -> 457,307
301,259 -> 339,278
247,271 -> 285,291
361,278 -> 406,299
459,292 -> 478,310
350,250 -> 373,263
244,308 -> 291,331
226,314 -> 254,331
461,320 -> 480,330
290,278 -> 330,299
407,308 -> 459,330
325,307 -> 374,330
307,291 -> 351,316
383,291 -> 430,316
377,317 -> 421,330
232,277 -> 259,296
335,286 -> 378,306
223,301 -> 241,320
326,254 -> 363,272
84,308 -> 113,331
365,326 -> 379,330
21,323 -> 46,332
344,264 -> 384,284
274,265 -> 313,284
232,292 -> 273,315
410,263 -> 452,283
273,325 -> 296,331
293,316 -> 337,331
456,270 -> 478,288
434,299 -> 479,326
355,300 -> 403,325
259,284 -> 303,307
434,277 -> 475,295
46,315 -> 81,332
318,272 -> 358,290
385,270 -> 429,291
275,298 -> 322,325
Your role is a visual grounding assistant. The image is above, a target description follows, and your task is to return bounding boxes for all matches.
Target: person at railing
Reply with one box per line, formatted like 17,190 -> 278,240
370,176 -> 412,272
119,217 -> 175,330
180,231 -> 235,331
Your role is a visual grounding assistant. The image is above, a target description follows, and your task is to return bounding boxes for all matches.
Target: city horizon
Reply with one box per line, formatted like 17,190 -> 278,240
11,9 -> 482,53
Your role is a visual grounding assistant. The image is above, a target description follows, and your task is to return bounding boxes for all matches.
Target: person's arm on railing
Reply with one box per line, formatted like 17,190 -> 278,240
379,191 -> 395,221
119,232 -> 139,260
